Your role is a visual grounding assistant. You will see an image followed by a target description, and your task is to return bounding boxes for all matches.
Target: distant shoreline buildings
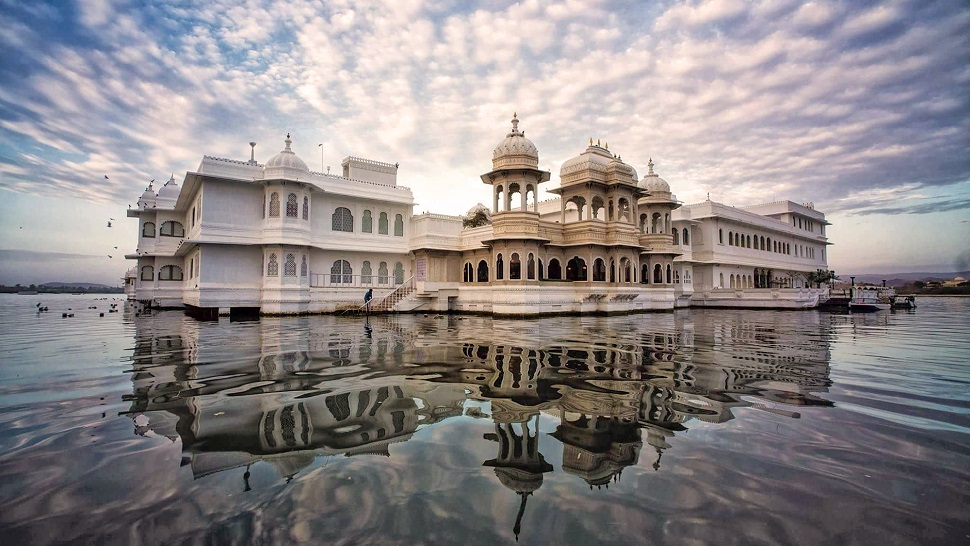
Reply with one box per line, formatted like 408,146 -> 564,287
127,115 -> 830,316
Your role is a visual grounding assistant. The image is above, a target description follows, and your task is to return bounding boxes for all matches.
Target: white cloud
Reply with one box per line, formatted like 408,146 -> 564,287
0,0 -> 966,273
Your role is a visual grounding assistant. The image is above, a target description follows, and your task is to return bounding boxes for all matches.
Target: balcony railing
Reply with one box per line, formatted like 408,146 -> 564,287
309,273 -> 405,288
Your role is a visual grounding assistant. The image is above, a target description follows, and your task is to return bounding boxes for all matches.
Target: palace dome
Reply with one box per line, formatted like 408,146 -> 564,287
137,183 -> 156,208
559,139 -> 612,177
265,134 -> 309,175
492,113 -> 539,170
156,174 -> 180,200
465,202 -> 491,216
638,158 -> 670,193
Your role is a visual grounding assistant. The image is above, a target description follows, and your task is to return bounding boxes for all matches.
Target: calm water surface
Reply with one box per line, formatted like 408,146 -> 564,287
0,294 -> 968,545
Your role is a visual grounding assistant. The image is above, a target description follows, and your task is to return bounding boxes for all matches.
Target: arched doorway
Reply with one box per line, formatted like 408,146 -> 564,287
593,258 -> 606,281
548,259 -> 561,280
566,257 -> 587,281
477,260 -> 489,282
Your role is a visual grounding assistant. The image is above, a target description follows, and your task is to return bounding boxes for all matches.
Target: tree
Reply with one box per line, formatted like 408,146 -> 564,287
462,209 -> 491,228
805,269 -> 838,288
913,281 -> 926,289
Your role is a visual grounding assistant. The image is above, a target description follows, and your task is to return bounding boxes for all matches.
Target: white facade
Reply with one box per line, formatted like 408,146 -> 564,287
127,135 -> 414,315
128,120 -> 830,316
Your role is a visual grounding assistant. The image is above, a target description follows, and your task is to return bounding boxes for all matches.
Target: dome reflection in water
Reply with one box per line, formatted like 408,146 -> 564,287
126,311 -> 834,542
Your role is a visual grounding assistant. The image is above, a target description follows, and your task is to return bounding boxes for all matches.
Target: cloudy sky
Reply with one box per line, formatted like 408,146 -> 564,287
1,0 -> 968,285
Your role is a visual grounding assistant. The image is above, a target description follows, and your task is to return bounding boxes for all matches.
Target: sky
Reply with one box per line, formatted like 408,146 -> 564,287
0,0 -> 968,286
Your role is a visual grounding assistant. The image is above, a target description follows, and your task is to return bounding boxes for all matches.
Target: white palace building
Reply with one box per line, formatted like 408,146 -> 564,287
127,116 -> 831,317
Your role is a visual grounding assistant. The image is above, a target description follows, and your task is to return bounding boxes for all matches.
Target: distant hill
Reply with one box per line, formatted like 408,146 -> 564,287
843,271 -> 970,287
40,282 -> 114,289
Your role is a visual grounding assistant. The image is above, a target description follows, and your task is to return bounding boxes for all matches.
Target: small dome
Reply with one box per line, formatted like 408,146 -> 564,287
559,141 -> 614,179
139,183 -> 156,200
137,183 -> 156,208
492,113 -> 539,170
466,202 -> 490,216
265,134 -> 309,173
156,174 -> 179,199
638,158 -> 670,192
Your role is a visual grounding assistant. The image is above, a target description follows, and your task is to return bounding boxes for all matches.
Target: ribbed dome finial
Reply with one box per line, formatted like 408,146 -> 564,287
648,158 -> 654,175
493,114 -> 538,169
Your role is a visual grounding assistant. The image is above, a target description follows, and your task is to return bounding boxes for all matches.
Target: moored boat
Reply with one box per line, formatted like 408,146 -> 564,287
848,285 -> 892,312
890,295 -> 916,309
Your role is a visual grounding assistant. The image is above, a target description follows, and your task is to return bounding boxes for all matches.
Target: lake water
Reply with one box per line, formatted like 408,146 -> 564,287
0,294 -> 967,545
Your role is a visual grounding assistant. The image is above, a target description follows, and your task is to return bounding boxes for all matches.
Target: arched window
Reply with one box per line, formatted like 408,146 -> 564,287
729,232 -> 734,245
362,210 -> 373,233
566,257 -> 587,281
527,253 -> 536,280
720,272 -> 724,288
303,196 -> 309,220
654,264 -> 663,283
284,254 -> 297,276
666,264 -> 672,284
332,207 -> 353,232
674,270 -> 680,283
622,258 -> 631,283
330,260 -> 351,283
159,221 -> 184,237
394,262 -> 404,284
286,193 -> 298,217
760,235 -> 765,250
362,261 -> 372,284
496,253 -> 504,280
378,262 -> 389,284
642,264 -> 650,284
267,254 -> 278,276
510,253 -> 521,280
719,228 -> 723,244
548,258 -> 562,280
140,266 -> 153,281
538,258 -> 544,280
379,212 -> 388,234
301,255 -> 308,277
142,222 -> 155,238
394,214 -> 404,236
269,192 -> 280,217
477,260 -> 489,282
730,274 -> 736,288
593,258 -> 606,282
672,228 -> 679,245
463,263 -> 472,282
767,238 -> 773,252
159,265 -> 183,281
746,235 -> 751,248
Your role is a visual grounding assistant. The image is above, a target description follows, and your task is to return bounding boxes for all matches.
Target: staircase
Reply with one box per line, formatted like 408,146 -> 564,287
371,276 -> 416,312
342,276 -> 416,315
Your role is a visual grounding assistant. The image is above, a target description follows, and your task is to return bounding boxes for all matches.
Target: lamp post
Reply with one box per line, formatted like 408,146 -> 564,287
317,143 -> 323,172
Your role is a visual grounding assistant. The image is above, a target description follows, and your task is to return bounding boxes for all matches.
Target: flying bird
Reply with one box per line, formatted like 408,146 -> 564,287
113,246 -> 118,249
150,178 -> 154,183
104,175 -> 109,179
107,221 -> 112,227
107,255 -> 113,258
109,217 -> 115,221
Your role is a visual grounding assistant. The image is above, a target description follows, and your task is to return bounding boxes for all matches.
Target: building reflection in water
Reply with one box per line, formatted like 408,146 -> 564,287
125,311 -> 833,539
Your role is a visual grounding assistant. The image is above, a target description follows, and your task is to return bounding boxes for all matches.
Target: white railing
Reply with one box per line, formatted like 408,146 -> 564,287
371,276 -> 415,312
309,273 -> 404,288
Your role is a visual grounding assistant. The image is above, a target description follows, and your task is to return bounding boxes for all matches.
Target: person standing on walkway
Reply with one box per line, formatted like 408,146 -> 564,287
364,288 -> 373,314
